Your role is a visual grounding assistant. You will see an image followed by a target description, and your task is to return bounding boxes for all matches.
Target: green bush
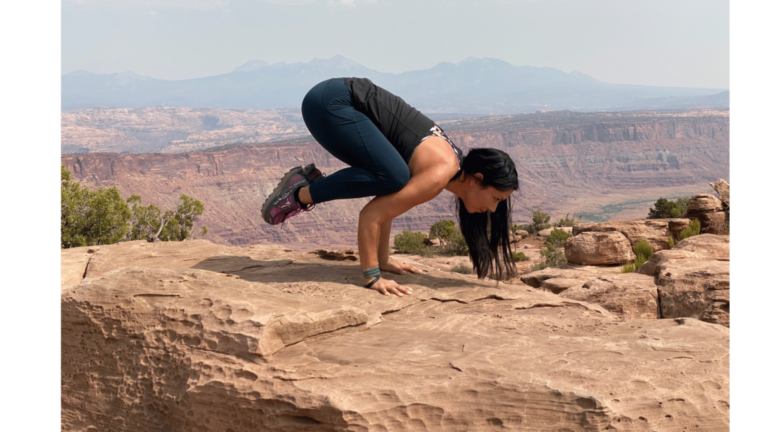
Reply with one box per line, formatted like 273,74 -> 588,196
621,262 -> 636,273
450,264 -> 473,274
531,209 -> 552,233
513,252 -> 529,261
555,213 -> 582,227
429,219 -> 456,246
62,165 -> 131,248
126,194 -> 208,242
633,240 -> 654,262
531,261 -> 549,272
668,236 -> 676,248
61,165 -> 207,248
679,219 -> 701,240
512,224 -> 535,234
394,230 -> 430,254
647,197 -> 690,219
444,229 -> 469,256
545,228 -> 572,248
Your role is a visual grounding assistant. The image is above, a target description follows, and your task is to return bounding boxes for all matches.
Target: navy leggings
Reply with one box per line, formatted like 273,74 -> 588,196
301,78 -> 411,204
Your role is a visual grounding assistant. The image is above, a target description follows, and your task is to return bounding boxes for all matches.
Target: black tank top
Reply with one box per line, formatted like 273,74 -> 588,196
344,77 -> 463,175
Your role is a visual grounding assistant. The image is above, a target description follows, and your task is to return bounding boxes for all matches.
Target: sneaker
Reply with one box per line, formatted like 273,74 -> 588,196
303,163 -> 325,183
261,165 -> 316,225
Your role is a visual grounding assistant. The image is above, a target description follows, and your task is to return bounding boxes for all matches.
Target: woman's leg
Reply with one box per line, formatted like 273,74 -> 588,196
301,78 -> 410,204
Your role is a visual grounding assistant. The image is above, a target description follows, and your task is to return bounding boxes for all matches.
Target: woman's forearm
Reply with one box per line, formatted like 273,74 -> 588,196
378,219 -> 392,266
358,200 -> 383,273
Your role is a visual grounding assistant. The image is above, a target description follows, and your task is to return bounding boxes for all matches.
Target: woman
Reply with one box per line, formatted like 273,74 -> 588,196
262,77 -> 519,297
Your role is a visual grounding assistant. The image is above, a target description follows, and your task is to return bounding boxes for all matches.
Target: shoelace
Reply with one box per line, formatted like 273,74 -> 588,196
279,202 -> 315,229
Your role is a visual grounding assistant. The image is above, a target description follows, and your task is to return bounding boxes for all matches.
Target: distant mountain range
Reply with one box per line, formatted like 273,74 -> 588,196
62,55 -> 728,114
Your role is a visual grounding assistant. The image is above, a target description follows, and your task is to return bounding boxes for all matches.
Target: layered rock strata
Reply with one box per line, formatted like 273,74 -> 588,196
61,110 -> 728,248
62,240 -> 729,431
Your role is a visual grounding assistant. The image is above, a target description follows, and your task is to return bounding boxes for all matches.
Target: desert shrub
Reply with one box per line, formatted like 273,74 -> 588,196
555,213 -> 582,227
61,165 -> 207,248
444,229 -> 470,256
540,244 -> 567,268
545,228 -> 572,248
126,194 -> 208,242
512,224 -> 535,234
621,262 -> 636,273
531,209 -> 552,233
429,219 -> 456,246
513,252 -> 529,261
530,261 -> 549,272
394,230 -> 430,254
62,165 -> 131,248
647,197 -> 689,219
668,236 -> 676,248
679,219 -> 701,240
450,264 -> 473,274
633,240 -> 654,262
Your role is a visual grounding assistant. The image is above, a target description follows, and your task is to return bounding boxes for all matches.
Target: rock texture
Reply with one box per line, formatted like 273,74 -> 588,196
61,110 -> 728,249
685,193 -> 729,234
565,231 -> 634,265
61,240 -> 730,431
640,235 -> 730,327
521,266 -> 658,320
573,219 -> 691,252
709,179 -> 730,208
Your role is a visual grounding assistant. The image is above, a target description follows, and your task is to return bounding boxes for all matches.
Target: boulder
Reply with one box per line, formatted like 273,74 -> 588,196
639,235 -> 729,277
573,219 -> 690,252
62,240 -> 729,431
515,230 -> 529,239
565,232 -> 635,265
687,193 -> 723,212
640,235 -> 730,327
657,259 -> 730,327
709,179 -> 730,208
560,273 -> 660,320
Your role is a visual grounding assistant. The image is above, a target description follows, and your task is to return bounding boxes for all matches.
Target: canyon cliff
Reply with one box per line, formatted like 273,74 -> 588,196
61,109 -> 729,250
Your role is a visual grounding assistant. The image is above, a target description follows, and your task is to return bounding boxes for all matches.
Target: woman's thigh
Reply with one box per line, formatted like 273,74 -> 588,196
301,78 -> 409,183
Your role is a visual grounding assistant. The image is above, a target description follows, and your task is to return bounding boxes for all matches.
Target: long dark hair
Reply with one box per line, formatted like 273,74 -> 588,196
454,148 -> 519,280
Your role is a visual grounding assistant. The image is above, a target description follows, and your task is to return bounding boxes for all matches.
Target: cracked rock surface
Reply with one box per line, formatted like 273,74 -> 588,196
62,240 -> 729,431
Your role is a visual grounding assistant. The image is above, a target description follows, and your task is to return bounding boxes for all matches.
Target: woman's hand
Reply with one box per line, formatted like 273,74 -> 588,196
380,258 -> 422,275
368,277 -> 412,297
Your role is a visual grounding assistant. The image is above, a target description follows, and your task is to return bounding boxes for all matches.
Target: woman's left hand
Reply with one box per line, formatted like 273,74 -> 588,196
380,258 -> 422,275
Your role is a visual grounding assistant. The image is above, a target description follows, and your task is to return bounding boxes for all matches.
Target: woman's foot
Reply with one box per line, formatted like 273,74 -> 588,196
261,165 -> 323,225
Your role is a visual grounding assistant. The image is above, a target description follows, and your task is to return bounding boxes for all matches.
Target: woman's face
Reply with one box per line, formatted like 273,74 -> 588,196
464,173 -> 514,214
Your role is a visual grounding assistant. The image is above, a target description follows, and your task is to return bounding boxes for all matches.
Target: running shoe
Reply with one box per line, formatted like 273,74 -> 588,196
261,164 -> 323,225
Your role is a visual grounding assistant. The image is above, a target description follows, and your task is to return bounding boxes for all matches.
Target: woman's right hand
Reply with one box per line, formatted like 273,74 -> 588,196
368,277 -> 412,297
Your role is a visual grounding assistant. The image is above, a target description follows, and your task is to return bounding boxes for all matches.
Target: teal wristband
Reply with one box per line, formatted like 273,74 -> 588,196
362,266 -> 380,278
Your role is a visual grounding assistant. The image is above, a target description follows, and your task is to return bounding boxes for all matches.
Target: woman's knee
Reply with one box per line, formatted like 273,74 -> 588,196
380,166 -> 410,194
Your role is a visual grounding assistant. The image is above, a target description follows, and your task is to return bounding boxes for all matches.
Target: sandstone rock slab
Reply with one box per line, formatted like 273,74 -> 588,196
565,231 -> 634,265
573,219 -> 690,252
60,246 -> 99,291
560,273 -> 660,320
515,230 -> 529,239
61,242 -> 729,431
657,259 -> 730,327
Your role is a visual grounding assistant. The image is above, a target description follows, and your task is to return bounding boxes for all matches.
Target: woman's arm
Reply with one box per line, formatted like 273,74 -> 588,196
358,167 -> 453,296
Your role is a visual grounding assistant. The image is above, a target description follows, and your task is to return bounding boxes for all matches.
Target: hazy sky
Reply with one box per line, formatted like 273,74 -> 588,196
62,0 -> 729,89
